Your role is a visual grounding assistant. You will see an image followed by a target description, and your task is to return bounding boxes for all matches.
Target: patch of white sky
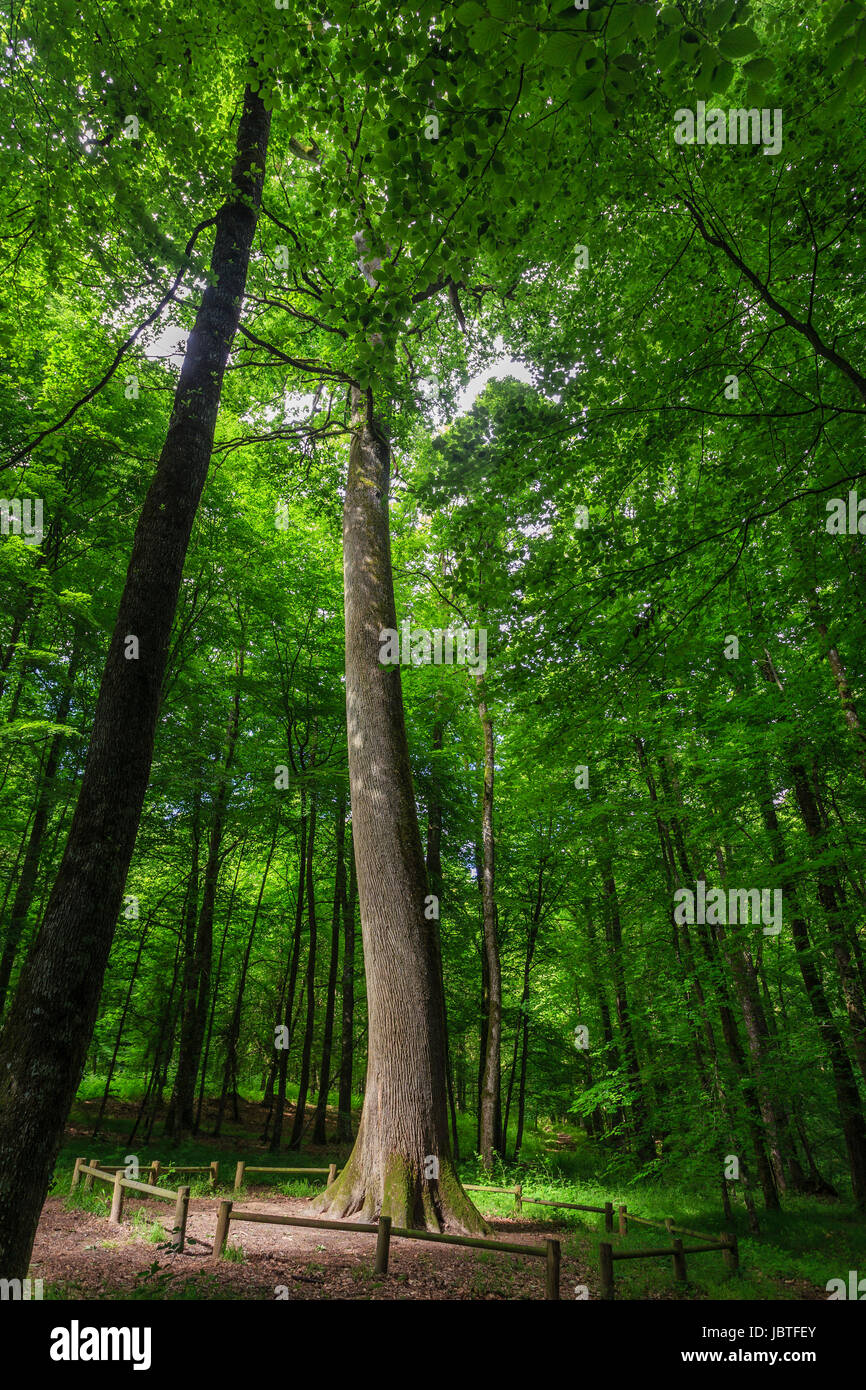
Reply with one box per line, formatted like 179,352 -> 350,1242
142,322 -> 534,423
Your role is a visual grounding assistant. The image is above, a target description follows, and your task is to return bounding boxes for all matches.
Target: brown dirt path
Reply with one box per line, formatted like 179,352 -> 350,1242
30,1194 -> 592,1300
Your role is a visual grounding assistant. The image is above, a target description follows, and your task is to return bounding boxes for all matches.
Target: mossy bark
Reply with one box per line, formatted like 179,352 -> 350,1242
313,389 -> 486,1236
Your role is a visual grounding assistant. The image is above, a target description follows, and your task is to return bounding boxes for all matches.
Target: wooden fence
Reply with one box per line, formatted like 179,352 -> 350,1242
79,1159 -> 220,1187
464,1183 -> 616,1230
463,1185 -> 739,1298
211,1200 -> 561,1298
71,1160 -> 191,1252
233,1162 -> 338,1191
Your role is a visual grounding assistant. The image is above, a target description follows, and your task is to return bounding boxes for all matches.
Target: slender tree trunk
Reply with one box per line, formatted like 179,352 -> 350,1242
759,785 -> 866,1209
477,683 -> 502,1168
269,789 -> 307,1151
289,790 -> 319,1149
0,635 -> 83,1015
599,858 -> 655,1166
313,389 -> 482,1232
313,792 -> 347,1144
215,820 -> 279,1136
168,667 -> 243,1138
336,832 -> 357,1143
425,716 -> 459,1160
0,85 -> 271,1278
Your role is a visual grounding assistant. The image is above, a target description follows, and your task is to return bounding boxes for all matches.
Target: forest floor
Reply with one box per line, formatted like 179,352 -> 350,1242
37,1093 -> 845,1300
33,1193 -> 591,1301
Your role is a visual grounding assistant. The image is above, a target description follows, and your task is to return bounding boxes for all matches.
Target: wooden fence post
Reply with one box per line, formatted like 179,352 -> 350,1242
672,1237 -> 687,1283
148,1161 -> 160,1186
545,1237 -> 561,1300
600,1242 -> 615,1299
109,1171 -> 124,1225
234,1161 -> 245,1192
374,1215 -> 392,1275
514,1183 -> 523,1215
327,1163 -> 337,1186
210,1161 -> 219,1187
173,1186 -> 190,1253
604,1201 -> 613,1233
83,1159 -> 95,1194
212,1200 -> 233,1261
71,1157 -> 86,1192
722,1231 -> 739,1274
618,1203 -> 628,1236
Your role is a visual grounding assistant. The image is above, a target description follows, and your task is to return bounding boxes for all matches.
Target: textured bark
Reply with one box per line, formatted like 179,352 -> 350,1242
313,391 -> 483,1232
0,84 -> 271,1278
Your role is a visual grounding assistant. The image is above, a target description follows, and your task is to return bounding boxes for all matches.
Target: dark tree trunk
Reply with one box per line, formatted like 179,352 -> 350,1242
168,667 -> 242,1139
313,791 -> 347,1145
426,716 -> 459,1160
269,790 -> 308,1151
289,789 -> 319,1149
0,85 -> 271,1278
0,635 -> 83,1015
336,831 -> 357,1143
313,390 -> 482,1232
600,858 -> 655,1166
215,819 -> 279,1136
477,685 -> 502,1169
759,786 -> 866,1209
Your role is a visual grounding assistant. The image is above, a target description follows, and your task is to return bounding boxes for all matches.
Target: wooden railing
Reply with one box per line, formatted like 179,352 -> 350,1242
211,1200 -> 561,1298
233,1161 -> 338,1191
463,1185 -> 739,1298
70,1160 -> 191,1252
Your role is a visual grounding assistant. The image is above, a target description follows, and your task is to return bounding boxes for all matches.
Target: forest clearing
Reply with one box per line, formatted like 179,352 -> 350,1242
0,0 -> 865,1368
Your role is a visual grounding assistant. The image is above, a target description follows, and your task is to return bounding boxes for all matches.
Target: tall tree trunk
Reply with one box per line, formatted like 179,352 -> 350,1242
168,667 -> 242,1139
759,785 -> 866,1209
0,634 -> 83,1015
477,683 -> 502,1168
0,85 -> 271,1278
659,757 -> 780,1213
313,389 -> 482,1232
762,652 -> 866,1084
215,819 -> 279,1136
313,791 -> 347,1145
599,858 -> 655,1165
269,790 -> 308,1151
195,840 -> 245,1133
426,716 -> 459,1160
289,789 -> 319,1149
336,831 -> 357,1143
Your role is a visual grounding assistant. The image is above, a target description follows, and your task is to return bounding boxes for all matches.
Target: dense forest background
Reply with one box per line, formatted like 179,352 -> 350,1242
1,0 -> 866,1294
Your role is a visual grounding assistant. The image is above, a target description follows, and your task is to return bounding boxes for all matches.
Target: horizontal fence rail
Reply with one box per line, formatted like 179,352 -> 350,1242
234,1162 -> 338,1191
71,1161 -> 190,1251
211,1201 -> 561,1299
463,1184 -> 738,1297
599,1234 -> 738,1299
